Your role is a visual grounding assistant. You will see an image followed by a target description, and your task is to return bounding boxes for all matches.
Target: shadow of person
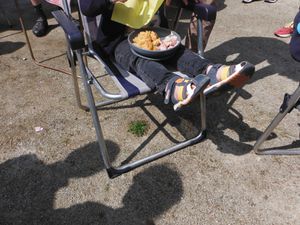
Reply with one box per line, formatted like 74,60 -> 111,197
0,140 -> 120,225
205,36 -> 300,82
216,0 -> 227,11
0,41 -> 25,55
53,164 -> 183,225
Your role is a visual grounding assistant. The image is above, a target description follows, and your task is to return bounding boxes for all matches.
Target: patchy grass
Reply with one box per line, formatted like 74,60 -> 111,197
128,120 -> 149,137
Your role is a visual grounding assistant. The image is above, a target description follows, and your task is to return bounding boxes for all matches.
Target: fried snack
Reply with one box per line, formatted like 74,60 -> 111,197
133,31 -> 161,51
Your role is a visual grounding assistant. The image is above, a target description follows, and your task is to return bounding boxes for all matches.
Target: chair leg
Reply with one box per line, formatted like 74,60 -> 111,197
76,50 -> 113,169
253,84 -> 300,155
197,19 -> 204,57
67,47 -> 89,111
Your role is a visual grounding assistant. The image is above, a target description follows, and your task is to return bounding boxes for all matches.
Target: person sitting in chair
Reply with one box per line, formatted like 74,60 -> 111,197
290,11 -> 300,62
80,0 -> 255,111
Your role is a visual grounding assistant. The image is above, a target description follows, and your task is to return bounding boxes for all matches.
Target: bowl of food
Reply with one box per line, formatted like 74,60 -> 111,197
128,27 -> 181,61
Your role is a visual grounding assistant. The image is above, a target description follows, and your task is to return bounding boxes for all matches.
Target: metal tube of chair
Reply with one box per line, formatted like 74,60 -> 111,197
76,50 -> 112,169
107,90 -> 208,178
85,67 -> 124,100
68,46 -> 89,111
197,19 -> 204,57
200,93 -> 206,131
172,7 -> 183,30
107,130 -> 207,178
253,84 -> 300,155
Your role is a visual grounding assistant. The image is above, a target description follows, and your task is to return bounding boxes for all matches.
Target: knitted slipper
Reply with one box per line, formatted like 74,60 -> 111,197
204,61 -> 255,96
164,75 -> 210,111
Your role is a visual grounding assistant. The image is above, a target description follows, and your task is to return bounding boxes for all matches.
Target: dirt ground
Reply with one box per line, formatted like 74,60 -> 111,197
0,0 -> 300,224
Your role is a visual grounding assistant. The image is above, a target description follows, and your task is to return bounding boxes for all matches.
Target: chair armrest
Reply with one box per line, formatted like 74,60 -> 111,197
185,2 -> 217,21
52,10 -> 85,50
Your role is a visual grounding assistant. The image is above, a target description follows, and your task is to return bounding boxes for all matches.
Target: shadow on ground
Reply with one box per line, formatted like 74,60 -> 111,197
117,36 -> 299,156
0,140 -> 183,225
129,38 -> 295,156
0,41 -> 25,55
205,36 -> 300,82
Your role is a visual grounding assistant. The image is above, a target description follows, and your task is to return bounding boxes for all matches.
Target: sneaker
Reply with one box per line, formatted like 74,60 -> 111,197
32,17 -> 49,37
274,22 -> 294,38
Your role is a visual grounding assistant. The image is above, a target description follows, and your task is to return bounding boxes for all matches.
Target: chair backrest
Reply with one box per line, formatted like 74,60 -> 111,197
77,1 -> 101,48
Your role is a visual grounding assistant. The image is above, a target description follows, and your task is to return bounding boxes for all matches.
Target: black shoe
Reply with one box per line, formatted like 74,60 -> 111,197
32,17 -> 48,37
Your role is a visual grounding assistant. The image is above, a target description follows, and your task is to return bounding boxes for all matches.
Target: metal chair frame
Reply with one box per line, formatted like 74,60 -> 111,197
253,82 -> 300,155
52,2 -> 216,178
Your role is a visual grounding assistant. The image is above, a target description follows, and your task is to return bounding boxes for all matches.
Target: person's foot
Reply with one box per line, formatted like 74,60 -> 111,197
274,22 -> 294,38
204,61 -> 255,96
164,75 -> 210,111
242,0 -> 254,3
32,17 -> 49,37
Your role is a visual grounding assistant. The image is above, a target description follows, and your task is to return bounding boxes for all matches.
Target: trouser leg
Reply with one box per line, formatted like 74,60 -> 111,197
114,40 -> 211,93
185,0 -> 216,52
165,45 -> 211,76
31,0 -> 48,37
114,40 -> 176,94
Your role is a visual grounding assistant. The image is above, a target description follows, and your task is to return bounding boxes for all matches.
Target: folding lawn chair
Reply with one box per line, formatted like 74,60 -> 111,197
253,18 -> 300,155
52,1 -> 217,178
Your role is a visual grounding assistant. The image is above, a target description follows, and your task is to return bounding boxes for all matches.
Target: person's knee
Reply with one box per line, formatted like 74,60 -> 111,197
31,0 -> 42,6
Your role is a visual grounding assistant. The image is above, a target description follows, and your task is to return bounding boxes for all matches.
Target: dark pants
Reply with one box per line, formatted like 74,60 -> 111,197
114,39 -> 210,94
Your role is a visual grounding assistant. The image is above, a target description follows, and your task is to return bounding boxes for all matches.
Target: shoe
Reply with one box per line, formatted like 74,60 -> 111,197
204,61 -> 255,96
164,75 -> 210,111
274,22 -> 294,38
32,17 -> 49,37
242,0 -> 261,3
264,0 -> 277,2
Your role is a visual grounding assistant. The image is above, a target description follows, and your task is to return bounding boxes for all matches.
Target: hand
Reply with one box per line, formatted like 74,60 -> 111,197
165,0 -> 189,7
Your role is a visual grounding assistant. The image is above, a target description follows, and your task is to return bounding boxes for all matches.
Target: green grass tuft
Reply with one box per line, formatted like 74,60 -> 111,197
128,120 -> 149,137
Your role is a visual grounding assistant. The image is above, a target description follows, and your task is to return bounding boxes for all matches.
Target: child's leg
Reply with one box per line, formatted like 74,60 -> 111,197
114,39 -> 177,94
114,40 -> 208,110
167,47 -> 255,95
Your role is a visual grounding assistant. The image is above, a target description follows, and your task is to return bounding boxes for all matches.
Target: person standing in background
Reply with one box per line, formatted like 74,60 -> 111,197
165,0 -> 217,52
30,0 -> 49,37
242,0 -> 277,3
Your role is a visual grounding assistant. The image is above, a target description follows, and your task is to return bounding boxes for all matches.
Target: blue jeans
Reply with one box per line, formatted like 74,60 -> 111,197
114,39 -> 210,94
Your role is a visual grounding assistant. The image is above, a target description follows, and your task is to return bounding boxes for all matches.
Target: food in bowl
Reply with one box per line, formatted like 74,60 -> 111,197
133,30 -> 179,51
